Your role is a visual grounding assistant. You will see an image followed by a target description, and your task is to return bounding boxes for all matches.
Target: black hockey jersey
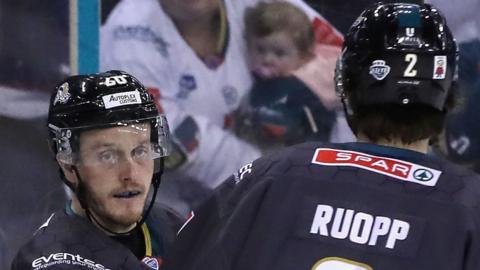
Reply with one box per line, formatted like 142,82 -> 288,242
12,206 -> 181,270
165,142 -> 480,270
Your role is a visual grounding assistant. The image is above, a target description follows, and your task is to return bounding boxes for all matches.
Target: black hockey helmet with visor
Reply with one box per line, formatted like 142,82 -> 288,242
47,70 -> 170,171
335,2 -> 458,111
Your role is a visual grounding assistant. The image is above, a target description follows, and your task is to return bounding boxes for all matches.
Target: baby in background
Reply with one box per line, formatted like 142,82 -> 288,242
245,1 -> 315,79
239,1 -> 354,147
244,1 -> 342,110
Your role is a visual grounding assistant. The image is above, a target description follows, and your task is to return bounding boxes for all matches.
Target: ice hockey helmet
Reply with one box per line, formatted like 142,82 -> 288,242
47,70 -> 170,165
335,2 -> 458,111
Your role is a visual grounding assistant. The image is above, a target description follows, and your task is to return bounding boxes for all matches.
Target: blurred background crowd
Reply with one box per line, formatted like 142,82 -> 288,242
0,0 -> 479,268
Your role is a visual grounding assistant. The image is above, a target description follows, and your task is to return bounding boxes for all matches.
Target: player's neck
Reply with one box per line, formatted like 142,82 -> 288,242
356,133 -> 430,153
181,21 -> 221,59
172,12 -> 219,37
163,4 -> 224,59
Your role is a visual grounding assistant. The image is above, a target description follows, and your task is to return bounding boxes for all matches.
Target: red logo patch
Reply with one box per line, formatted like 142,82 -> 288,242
311,148 -> 441,186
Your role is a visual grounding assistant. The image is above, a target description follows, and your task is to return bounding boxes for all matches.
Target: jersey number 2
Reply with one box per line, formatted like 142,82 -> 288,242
403,54 -> 417,77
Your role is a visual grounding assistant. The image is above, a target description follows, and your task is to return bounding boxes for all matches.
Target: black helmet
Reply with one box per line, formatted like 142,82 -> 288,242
47,70 -> 170,168
335,2 -> 458,111
234,77 -> 335,152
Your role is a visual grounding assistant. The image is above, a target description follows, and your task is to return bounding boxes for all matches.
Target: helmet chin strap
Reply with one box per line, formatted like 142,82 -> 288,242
71,158 -> 164,236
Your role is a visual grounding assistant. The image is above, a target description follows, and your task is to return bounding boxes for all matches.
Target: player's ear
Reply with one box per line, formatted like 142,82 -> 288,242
57,160 -> 79,186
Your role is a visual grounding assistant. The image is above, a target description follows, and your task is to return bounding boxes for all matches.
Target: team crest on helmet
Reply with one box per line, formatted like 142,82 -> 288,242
369,60 -> 391,80
53,82 -> 71,105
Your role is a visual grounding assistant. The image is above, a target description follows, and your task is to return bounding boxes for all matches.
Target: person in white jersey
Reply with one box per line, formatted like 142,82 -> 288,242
101,0 -> 343,213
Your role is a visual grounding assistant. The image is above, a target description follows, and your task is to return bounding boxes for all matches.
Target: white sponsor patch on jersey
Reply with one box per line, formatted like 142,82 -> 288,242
32,252 -> 112,270
312,148 -> 442,187
102,90 -> 141,109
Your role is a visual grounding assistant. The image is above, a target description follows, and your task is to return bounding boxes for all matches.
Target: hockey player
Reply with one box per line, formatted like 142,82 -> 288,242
164,3 -> 480,270
12,71 -> 181,270
100,0 -> 343,190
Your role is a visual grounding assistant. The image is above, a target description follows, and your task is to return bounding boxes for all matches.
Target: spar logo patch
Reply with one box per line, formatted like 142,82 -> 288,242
413,169 -> 434,181
369,60 -> 391,80
311,148 -> 441,186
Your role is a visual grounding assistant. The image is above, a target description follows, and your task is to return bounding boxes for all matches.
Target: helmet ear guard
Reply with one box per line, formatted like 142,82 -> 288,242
48,123 -> 75,165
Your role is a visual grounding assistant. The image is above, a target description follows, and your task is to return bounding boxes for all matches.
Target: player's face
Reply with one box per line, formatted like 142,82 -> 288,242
249,31 -> 306,79
160,0 -> 220,21
76,124 -> 154,233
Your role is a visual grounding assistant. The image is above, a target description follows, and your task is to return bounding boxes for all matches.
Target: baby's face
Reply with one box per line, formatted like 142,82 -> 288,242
248,31 -> 307,79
